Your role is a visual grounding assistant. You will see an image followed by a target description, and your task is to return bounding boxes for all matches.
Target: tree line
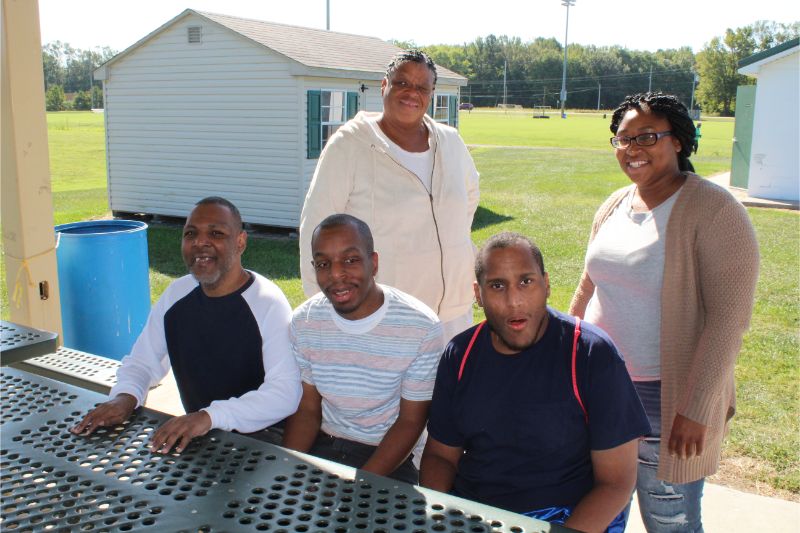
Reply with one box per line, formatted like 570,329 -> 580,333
42,20 -> 797,116
42,41 -> 116,111
405,20 -> 798,115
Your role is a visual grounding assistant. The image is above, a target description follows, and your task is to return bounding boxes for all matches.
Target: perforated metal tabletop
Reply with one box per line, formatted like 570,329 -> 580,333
0,321 -> 58,366
1,368 -> 570,532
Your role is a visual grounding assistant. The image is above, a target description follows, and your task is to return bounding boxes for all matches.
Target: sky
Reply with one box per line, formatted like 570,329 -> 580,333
39,0 -> 798,54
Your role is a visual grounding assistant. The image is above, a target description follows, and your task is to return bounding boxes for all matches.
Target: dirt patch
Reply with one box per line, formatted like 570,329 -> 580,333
710,456 -> 799,503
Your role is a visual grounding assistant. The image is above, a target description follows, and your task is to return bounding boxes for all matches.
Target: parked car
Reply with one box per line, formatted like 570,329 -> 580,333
459,102 -> 474,110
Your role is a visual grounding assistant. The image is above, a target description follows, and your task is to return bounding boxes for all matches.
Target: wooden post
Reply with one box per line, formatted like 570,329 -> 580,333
1,0 -> 63,338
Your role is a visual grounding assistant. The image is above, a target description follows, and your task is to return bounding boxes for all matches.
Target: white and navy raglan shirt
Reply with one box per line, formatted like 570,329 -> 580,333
109,271 -> 301,433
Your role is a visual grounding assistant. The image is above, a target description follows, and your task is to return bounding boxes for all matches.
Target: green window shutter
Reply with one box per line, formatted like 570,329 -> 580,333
449,94 -> 458,128
307,90 -> 322,159
347,91 -> 359,120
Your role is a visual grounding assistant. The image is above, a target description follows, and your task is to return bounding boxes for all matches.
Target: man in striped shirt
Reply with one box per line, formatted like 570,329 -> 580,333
283,214 -> 444,484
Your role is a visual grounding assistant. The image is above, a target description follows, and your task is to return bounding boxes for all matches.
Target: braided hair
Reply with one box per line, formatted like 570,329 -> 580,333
610,92 -> 698,173
385,49 -> 437,86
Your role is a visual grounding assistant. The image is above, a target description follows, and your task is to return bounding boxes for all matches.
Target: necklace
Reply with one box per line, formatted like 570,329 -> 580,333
626,189 -> 653,224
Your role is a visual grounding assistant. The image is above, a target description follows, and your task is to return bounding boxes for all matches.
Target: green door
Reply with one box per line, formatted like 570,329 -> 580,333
730,85 -> 756,189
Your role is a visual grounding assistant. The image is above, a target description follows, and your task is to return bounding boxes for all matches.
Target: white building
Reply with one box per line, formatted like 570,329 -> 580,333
737,38 -> 799,202
94,9 -> 467,228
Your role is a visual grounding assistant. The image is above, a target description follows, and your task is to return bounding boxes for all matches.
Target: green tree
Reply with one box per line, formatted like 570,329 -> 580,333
695,34 -> 746,115
92,85 -> 104,109
41,41 -> 115,94
426,34 -> 704,110
72,90 -> 93,110
696,21 -> 799,116
46,85 -> 66,111
42,41 -> 72,90
65,48 -> 114,93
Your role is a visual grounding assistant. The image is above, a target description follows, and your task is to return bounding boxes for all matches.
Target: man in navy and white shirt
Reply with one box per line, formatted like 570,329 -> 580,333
71,197 -> 301,453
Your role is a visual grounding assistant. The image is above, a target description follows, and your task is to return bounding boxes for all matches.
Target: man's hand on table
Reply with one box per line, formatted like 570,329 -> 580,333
149,411 -> 212,454
70,394 -> 137,435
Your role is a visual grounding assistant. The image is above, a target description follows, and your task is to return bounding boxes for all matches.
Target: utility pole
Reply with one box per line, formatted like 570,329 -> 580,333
326,0 -> 330,30
503,60 -> 507,109
648,65 -> 653,92
559,0 -> 575,119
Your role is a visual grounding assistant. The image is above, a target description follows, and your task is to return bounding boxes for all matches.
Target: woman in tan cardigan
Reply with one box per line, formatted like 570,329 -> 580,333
569,93 -> 759,533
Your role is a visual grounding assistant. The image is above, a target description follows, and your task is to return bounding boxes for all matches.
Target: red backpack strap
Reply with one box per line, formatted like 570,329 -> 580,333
457,321 -> 486,382
572,318 -> 588,424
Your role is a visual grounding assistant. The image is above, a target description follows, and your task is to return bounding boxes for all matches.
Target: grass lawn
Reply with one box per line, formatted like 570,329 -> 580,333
1,109 -> 797,496
47,112 -> 110,225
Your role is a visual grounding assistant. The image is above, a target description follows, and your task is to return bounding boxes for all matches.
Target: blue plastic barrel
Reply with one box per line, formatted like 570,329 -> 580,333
55,220 -> 151,360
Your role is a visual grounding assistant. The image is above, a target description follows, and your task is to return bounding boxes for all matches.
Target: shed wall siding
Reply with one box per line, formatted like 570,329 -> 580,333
104,14 -> 464,228
747,51 -> 800,201
105,14 -> 302,227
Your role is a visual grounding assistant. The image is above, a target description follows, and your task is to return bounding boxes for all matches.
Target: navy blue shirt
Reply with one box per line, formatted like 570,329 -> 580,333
164,274 -> 265,414
427,308 -> 650,513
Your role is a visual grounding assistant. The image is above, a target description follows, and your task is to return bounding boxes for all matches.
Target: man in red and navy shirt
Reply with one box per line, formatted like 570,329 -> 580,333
421,232 -> 649,533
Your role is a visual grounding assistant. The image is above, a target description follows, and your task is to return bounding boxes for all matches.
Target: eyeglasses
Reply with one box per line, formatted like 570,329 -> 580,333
390,78 -> 434,97
610,131 -> 673,149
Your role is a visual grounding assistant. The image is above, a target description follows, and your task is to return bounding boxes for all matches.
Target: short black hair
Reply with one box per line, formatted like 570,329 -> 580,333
475,232 -> 545,284
385,49 -> 437,86
610,92 -> 698,173
194,196 -> 243,231
312,213 -> 375,255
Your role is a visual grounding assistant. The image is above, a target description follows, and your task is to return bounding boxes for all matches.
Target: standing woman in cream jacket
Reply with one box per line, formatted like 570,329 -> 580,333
569,93 -> 759,533
299,50 -> 480,343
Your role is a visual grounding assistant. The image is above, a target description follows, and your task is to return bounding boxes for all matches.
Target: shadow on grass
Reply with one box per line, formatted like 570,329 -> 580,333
471,205 -> 513,231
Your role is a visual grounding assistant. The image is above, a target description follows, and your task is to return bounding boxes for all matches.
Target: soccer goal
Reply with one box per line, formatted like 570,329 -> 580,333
496,103 -> 523,110
532,105 -> 552,119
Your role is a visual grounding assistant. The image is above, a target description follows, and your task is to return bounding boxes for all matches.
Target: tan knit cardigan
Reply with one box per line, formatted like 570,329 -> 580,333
569,173 -> 760,483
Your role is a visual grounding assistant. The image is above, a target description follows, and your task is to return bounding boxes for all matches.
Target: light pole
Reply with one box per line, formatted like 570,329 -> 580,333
689,72 -> 700,119
559,0 -> 575,119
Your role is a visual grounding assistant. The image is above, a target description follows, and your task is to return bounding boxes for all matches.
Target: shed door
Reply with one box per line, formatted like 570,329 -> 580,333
730,85 -> 756,189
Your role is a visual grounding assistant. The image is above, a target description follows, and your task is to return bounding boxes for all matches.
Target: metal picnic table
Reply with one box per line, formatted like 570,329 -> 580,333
0,367 -> 572,532
0,320 -> 58,366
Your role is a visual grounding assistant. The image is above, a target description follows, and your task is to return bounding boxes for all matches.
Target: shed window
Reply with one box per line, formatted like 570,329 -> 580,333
428,93 -> 458,128
432,93 -> 458,127
433,94 -> 449,122
307,90 -> 358,158
321,91 -> 346,146
187,26 -> 202,44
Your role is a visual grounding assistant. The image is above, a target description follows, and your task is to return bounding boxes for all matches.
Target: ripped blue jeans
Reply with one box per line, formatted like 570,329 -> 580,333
634,380 -> 705,533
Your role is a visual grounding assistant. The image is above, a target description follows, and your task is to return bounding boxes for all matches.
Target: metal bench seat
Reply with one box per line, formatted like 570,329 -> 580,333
10,346 -> 137,395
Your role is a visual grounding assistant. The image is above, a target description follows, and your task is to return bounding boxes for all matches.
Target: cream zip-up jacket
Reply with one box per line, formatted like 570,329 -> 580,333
299,111 -> 480,322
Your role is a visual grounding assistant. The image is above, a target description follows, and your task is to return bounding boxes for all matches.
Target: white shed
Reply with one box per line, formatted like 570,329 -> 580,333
94,9 -> 468,228
737,38 -> 799,202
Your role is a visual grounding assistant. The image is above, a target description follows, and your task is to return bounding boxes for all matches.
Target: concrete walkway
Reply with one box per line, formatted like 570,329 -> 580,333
626,483 -> 800,532
707,172 -> 799,210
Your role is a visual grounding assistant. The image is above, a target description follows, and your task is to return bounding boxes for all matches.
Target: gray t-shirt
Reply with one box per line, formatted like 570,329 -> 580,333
584,187 -> 681,380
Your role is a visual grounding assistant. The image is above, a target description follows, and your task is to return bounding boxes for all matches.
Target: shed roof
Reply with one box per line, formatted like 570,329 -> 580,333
738,37 -> 799,76
97,9 -> 468,85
